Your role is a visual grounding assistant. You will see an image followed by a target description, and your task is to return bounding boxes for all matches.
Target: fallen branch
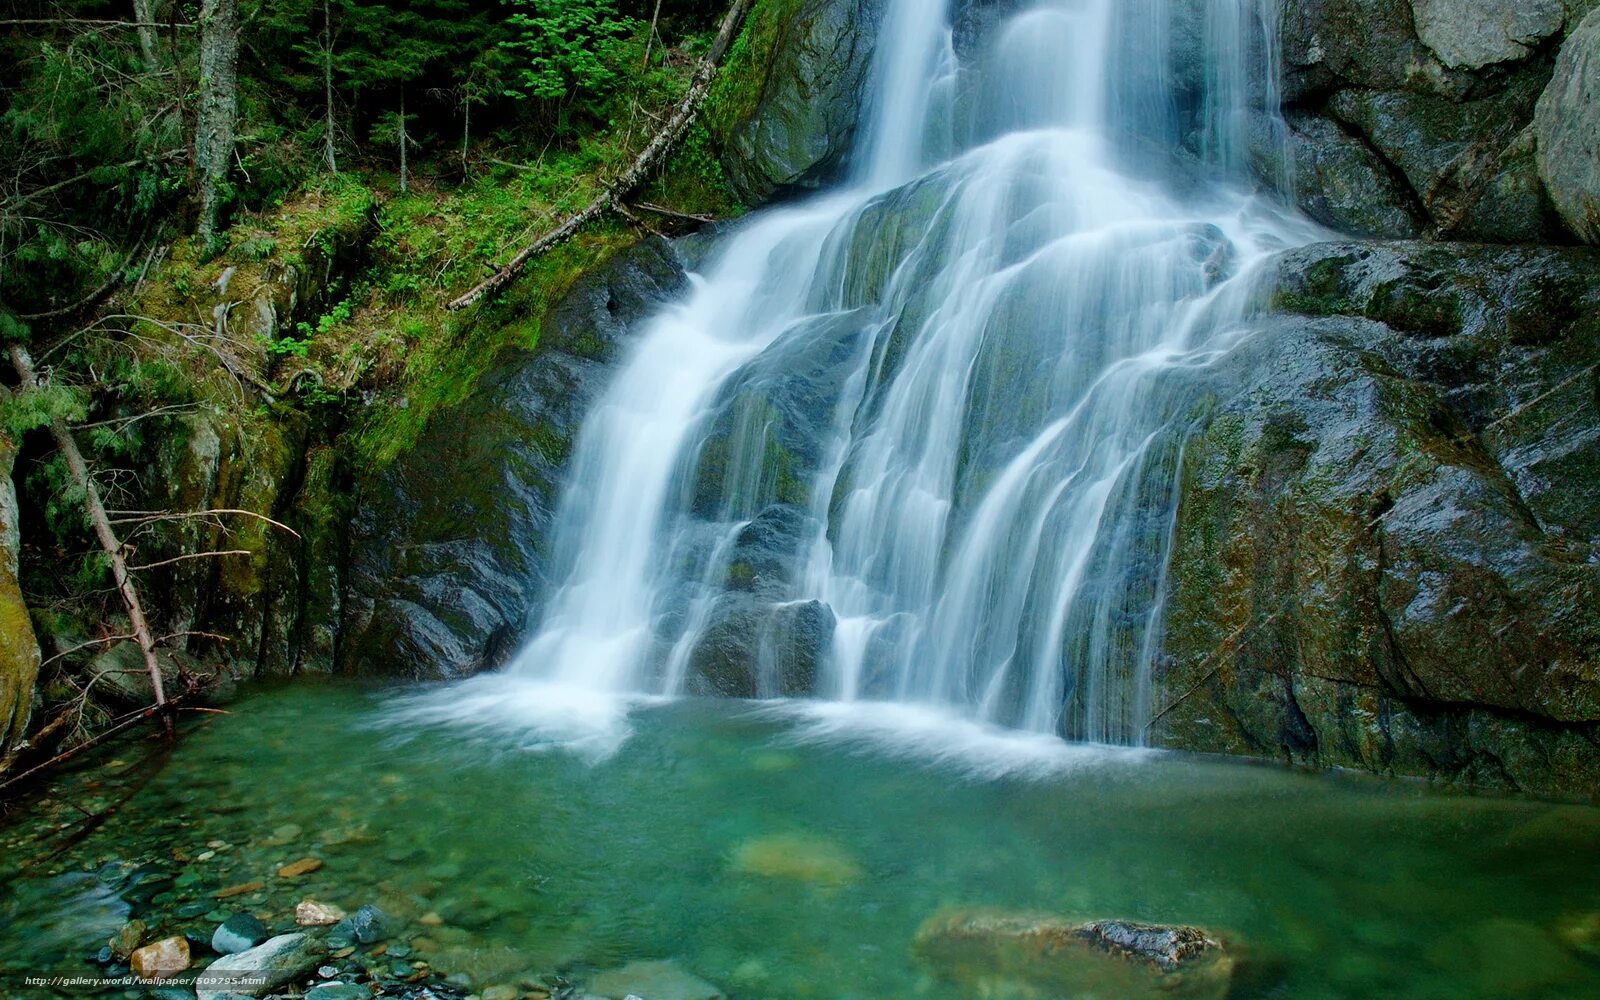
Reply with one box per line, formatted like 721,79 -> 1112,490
632,201 -> 717,225
107,507 -> 302,540
446,0 -> 752,311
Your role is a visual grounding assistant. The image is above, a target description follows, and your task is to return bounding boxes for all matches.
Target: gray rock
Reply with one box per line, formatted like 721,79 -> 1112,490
340,238 -> 688,678
1327,74 -> 1561,242
1152,240 -> 1600,799
196,932 -> 326,1000
328,904 -> 389,947
305,985 -> 366,1000
1536,6 -> 1600,242
1278,0 -> 1451,98
211,912 -> 267,956
720,0 -> 886,204
84,642 -> 204,708
685,596 -> 835,698
914,909 -> 1233,999
1412,0 -> 1565,70
1249,112 -> 1424,237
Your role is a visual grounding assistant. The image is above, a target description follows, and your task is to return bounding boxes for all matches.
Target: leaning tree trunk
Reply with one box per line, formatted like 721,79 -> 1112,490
196,0 -> 240,253
7,346 -> 168,719
445,0 -> 753,311
0,430 -> 40,772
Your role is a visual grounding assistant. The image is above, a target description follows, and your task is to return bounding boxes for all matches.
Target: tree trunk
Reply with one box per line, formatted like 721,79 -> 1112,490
446,0 -> 753,311
196,0 -> 240,253
398,91 -> 409,194
6,345 -> 167,720
322,0 -> 338,174
0,430 -> 40,773
131,0 -> 161,74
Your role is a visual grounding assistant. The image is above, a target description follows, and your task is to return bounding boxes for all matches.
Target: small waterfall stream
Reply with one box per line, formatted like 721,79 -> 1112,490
485,0 -> 1320,748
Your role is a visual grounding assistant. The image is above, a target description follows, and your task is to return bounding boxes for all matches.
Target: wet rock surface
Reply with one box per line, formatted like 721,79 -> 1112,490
1264,0 -> 1591,244
1536,6 -> 1600,242
1153,239 -> 1600,797
718,0 -> 887,204
340,237 -> 688,678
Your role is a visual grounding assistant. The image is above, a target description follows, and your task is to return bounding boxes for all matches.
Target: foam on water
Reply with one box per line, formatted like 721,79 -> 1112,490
757,699 -> 1154,782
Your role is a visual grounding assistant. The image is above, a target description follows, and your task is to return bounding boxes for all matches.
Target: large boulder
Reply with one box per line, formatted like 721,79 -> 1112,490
196,932 -> 326,1000
716,0 -> 886,204
1411,0 -> 1566,70
1327,75 -> 1566,242
1152,241 -> 1600,798
914,909 -> 1234,1000
1536,6 -> 1600,242
339,238 -> 687,678
684,595 -> 834,697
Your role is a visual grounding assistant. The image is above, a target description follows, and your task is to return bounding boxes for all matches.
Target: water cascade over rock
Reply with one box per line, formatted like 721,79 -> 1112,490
481,0 -> 1319,744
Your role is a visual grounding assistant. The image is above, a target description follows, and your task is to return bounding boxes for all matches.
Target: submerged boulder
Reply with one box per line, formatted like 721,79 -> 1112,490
914,909 -> 1233,1000
588,959 -> 726,1000
340,238 -> 687,678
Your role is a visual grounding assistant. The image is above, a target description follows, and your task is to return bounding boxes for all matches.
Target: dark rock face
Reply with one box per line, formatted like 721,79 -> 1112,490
1152,240 -> 1600,797
339,238 -> 688,678
1263,0 -> 1589,244
720,0 -> 886,204
684,595 -> 835,698
1249,112 -> 1426,237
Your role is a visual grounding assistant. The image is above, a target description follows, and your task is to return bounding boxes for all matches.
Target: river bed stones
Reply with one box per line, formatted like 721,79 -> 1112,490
130,936 -> 191,980
297,899 -> 347,926
212,910 -> 268,954
198,932 -> 327,1000
913,909 -> 1233,1000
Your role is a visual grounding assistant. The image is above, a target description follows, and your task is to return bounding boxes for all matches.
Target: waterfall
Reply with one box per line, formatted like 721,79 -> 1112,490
481,0 -> 1318,749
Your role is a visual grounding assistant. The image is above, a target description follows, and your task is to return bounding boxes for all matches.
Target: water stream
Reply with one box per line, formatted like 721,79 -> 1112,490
421,0 -> 1323,750
4,687 -> 1600,999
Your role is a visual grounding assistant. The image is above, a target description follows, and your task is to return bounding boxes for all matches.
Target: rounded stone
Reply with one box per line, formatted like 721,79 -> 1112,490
1536,8 -> 1600,242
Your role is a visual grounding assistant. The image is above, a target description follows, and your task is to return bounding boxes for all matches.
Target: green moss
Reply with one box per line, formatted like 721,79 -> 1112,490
702,0 -> 807,144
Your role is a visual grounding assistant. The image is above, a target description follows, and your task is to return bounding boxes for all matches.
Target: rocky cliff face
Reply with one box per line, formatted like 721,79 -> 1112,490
339,238 -> 689,678
1260,0 -> 1600,245
1152,242 -> 1600,798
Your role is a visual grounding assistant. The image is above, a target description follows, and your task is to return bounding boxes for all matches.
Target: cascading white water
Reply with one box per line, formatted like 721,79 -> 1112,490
458,0 -> 1323,751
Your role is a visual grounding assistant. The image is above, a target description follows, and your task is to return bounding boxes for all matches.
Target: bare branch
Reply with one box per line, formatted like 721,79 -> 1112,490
129,549 -> 253,571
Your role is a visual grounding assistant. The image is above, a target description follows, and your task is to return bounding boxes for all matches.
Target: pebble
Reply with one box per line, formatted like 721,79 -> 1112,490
195,850 -> 217,862
111,919 -> 146,960
277,856 -> 325,878
212,879 -> 265,899
297,899 -> 348,926
482,986 -> 517,1000
419,911 -> 444,926
266,823 -> 303,846
212,911 -> 269,955
130,937 -> 191,980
